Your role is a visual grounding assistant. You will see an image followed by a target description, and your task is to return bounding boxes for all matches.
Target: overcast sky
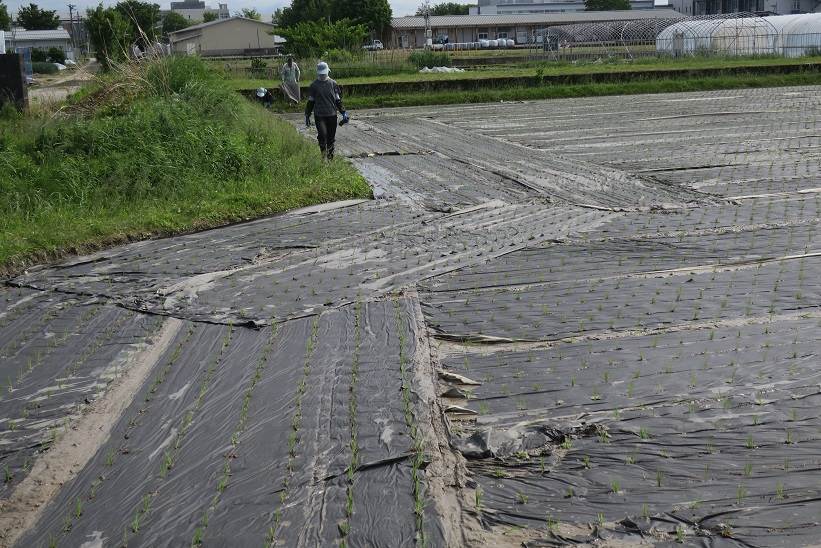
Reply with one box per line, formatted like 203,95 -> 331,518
4,0 -> 421,18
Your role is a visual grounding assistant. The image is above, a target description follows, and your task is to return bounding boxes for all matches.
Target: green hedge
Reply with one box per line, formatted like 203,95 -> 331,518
32,62 -> 58,75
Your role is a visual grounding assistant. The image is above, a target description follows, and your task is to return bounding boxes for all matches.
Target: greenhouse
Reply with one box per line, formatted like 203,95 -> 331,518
656,13 -> 821,57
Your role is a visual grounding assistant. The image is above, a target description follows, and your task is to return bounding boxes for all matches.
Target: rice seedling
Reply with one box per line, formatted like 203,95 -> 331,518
392,299 -> 427,542
675,524 -> 685,543
736,484 -> 747,505
339,300 -> 363,542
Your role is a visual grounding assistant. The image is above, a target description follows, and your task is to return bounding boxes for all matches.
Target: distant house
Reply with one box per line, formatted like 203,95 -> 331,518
3,28 -> 74,60
169,0 -> 230,22
169,17 -> 285,57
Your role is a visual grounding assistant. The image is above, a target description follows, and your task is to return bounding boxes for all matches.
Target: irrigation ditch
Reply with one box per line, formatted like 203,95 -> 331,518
2,85 -> 821,546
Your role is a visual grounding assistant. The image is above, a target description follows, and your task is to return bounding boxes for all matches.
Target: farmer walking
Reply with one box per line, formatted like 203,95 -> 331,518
280,55 -> 301,103
305,61 -> 349,161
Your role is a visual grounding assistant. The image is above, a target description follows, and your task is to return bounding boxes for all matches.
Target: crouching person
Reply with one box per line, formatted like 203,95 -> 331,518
255,87 -> 274,108
304,62 -> 349,160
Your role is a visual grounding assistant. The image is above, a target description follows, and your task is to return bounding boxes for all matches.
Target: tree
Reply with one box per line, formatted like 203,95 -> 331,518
0,1 -> 11,31
240,7 -> 261,20
330,0 -> 391,36
584,0 -> 630,10
114,0 -> 160,45
416,2 -> 471,15
16,3 -> 60,30
162,11 -> 191,35
47,46 -> 66,63
278,0 -> 331,28
85,4 -> 131,69
272,7 -> 283,25
277,19 -> 368,57
203,11 -> 218,22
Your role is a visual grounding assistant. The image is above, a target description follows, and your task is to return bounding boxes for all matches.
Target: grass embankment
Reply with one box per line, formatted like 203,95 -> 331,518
250,64 -> 821,111
0,56 -> 371,275
341,71 -> 821,109
227,55 -> 821,88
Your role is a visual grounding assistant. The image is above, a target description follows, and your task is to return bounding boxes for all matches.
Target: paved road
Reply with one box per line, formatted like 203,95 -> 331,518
2,86 -> 821,547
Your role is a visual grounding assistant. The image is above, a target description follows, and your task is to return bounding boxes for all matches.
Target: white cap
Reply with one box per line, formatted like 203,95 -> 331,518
317,61 -> 330,75
256,87 -> 267,97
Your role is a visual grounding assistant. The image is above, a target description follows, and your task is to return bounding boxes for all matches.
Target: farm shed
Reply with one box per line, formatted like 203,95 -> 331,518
169,17 -> 285,57
3,29 -> 74,60
390,10 -> 685,48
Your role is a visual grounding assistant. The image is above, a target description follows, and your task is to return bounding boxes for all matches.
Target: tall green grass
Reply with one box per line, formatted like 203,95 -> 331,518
0,56 -> 371,274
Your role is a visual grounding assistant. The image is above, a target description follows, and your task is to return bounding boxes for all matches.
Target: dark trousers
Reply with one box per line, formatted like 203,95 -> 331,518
315,115 -> 338,160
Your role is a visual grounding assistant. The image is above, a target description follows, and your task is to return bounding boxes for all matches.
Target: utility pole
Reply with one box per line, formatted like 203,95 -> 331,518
67,4 -> 76,49
421,0 -> 431,49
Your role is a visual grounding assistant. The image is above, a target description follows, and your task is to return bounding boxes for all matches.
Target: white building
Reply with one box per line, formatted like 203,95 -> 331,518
666,0 -> 820,15
391,10 -> 683,47
469,0 -> 656,15
3,28 -> 74,60
170,1 -> 230,22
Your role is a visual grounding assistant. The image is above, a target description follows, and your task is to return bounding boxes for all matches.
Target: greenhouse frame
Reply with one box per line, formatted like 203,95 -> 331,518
656,13 -> 821,57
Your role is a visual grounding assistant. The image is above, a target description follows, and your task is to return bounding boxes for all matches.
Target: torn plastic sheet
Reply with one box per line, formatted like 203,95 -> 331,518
469,401 -> 821,547
439,316 -> 821,547
422,253 -> 821,342
21,299 -> 443,548
441,317 -> 821,429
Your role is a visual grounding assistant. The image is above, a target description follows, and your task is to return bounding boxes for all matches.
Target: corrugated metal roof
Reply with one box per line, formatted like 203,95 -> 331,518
391,10 -> 684,29
6,29 -> 71,40
170,16 -> 274,35
169,16 -> 286,43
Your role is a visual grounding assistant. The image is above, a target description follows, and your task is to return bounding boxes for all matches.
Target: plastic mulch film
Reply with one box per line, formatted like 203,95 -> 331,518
422,223 -> 821,294
422,253 -> 821,342
354,153 -> 539,210
440,318 -> 821,547
21,299 -> 443,548
359,116 -> 708,210
12,203 -> 611,327
0,289 -> 163,497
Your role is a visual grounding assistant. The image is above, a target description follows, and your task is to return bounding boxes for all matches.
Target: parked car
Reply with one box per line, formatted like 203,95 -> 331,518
363,40 -> 384,51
